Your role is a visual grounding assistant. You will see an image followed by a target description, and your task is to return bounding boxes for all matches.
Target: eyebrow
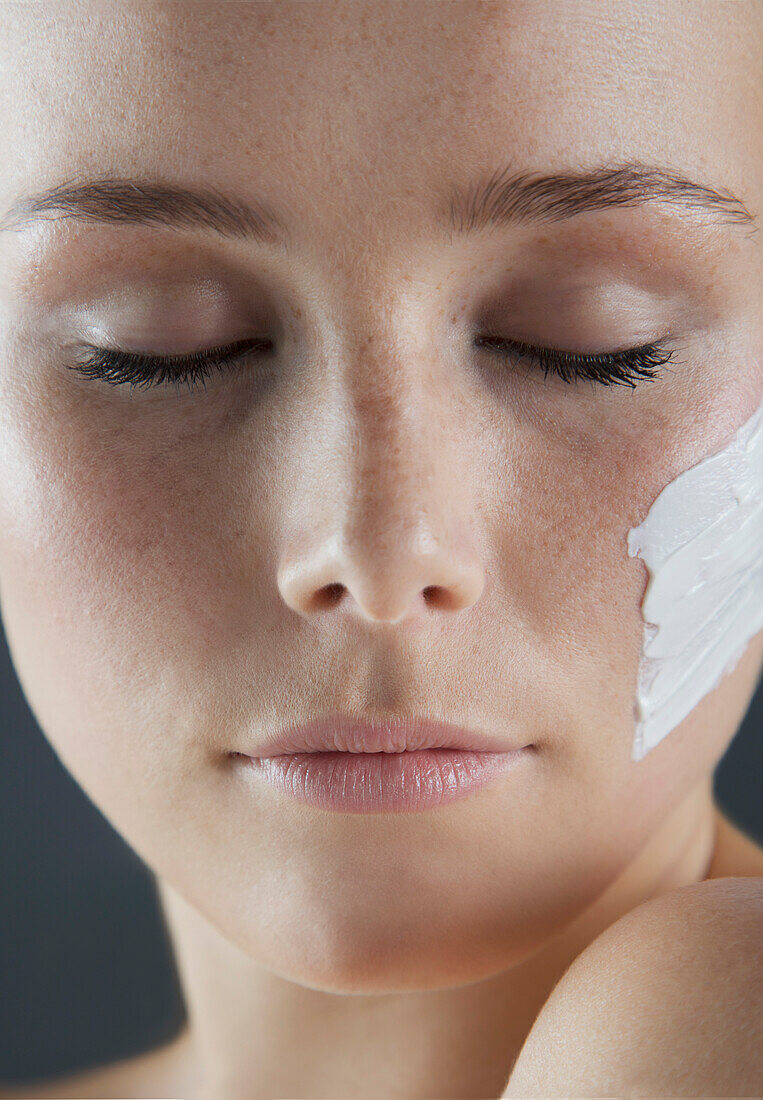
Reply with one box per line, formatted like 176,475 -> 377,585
0,160 -> 756,249
448,161 -> 757,239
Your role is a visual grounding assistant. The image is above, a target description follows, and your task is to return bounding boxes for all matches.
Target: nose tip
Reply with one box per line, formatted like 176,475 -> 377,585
279,553 -> 485,624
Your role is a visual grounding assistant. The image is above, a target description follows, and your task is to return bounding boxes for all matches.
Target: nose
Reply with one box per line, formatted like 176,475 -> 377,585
279,524 -> 485,624
276,371 -> 486,626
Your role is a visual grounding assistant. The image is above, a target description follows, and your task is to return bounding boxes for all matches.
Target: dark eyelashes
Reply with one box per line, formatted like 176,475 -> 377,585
70,337 -> 272,394
473,334 -> 675,388
69,333 -> 676,394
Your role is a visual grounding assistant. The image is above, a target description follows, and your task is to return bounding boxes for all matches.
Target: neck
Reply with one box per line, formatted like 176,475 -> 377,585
155,778 -> 717,1100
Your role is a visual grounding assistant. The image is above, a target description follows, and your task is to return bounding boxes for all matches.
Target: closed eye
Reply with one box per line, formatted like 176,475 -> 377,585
68,337 -> 273,394
473,334 -> 676,387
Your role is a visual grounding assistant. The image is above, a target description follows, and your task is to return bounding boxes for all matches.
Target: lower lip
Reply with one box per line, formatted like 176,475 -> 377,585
240,748 -> 528,813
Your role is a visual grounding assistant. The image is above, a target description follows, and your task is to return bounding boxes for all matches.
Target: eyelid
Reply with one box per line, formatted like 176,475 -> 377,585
77,336 -> 269,364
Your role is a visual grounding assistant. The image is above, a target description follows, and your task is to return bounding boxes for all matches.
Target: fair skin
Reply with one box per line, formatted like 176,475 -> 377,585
0,1 -> 761,1097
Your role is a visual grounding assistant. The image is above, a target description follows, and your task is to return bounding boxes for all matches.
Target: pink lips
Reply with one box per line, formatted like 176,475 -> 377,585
233,715 -> 531,813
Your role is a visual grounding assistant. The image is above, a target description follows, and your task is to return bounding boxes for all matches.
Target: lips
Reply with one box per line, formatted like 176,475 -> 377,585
243,713 -> 522,757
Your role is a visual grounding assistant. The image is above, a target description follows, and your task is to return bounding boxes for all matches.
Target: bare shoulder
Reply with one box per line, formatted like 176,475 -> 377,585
0,1033 -> 189,1100
504,873 -> 763,1097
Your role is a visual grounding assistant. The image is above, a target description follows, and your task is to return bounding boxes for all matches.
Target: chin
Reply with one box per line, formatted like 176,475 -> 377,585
237,911 -> 550,996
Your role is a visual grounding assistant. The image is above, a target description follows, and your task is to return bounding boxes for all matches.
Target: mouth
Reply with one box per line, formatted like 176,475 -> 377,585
231,714 -> 534,814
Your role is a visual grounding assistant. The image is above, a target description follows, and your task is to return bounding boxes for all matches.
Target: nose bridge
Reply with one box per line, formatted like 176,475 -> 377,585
277,323 -> 485,624
347,340 -> 449,554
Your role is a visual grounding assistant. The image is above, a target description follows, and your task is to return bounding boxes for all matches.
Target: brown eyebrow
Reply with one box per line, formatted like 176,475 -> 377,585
0,176 -> 289,246
447,161 -> 757,238
0,161 -> 756,248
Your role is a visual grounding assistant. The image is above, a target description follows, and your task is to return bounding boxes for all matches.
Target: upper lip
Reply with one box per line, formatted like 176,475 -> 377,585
247,714 -> 524,756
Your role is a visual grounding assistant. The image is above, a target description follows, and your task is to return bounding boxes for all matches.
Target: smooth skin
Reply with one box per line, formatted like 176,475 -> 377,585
0,1 -> 761,1098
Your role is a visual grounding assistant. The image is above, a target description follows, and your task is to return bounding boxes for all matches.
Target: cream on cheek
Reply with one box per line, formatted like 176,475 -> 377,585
626,397 -> 763,761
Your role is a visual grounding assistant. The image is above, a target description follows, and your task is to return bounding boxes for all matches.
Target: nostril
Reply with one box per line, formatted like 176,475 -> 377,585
422,585 -> 461,611
322,582 -> 345,606
301,583 -> 345,614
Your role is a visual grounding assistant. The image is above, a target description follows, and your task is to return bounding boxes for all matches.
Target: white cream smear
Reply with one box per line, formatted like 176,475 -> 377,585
626,397 -> 763,761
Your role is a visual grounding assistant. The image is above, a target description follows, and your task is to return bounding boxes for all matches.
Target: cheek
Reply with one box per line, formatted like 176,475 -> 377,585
481,404 -> 661,763
0,383 -> 256,817
480,381 -> 762,779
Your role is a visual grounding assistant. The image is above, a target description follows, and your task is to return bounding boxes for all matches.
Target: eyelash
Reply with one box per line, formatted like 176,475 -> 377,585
474,334 -> 675,387
70,333 -> 676,393
70,338 -> 271,394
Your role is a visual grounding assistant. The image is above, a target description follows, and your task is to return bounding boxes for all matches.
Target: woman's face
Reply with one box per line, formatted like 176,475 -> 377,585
0,1 -> 760,991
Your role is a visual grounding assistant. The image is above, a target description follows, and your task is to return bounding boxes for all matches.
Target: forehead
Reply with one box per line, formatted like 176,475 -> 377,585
0,0 -> 760,232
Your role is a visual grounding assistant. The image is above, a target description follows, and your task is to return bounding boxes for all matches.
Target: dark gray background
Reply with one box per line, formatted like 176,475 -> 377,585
0,620 -> 761,1087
